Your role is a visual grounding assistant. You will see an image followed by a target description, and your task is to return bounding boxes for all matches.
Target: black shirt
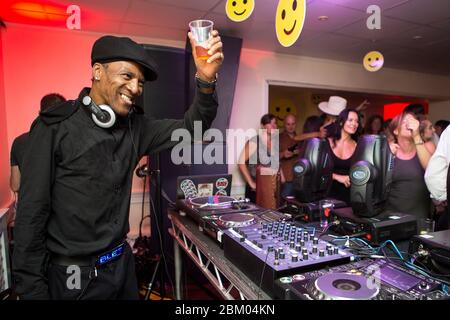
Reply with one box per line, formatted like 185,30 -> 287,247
12,87 -> 218,299
386,154 -> 431,220
328,142 -> 353,204
10,132 -> 29,167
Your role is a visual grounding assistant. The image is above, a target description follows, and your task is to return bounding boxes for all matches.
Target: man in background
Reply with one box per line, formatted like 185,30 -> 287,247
279,114 -> 299,197
10,93 -> 66,195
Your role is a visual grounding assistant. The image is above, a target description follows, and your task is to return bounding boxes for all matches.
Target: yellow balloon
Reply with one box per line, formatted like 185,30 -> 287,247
276,0 -> 306,47
363,51 -> 384,72
226,0 -> 255,22
270,98 -> 297,128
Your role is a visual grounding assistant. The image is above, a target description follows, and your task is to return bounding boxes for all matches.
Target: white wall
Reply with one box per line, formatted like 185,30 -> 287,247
429,100 -> 450,124
228,48 -> 450,197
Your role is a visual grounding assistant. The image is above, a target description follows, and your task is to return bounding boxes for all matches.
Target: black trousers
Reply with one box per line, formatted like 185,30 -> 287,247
48,243 -> 139,300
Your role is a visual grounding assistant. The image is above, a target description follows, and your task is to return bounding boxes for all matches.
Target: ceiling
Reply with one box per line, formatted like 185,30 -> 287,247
2,0 -> 450,76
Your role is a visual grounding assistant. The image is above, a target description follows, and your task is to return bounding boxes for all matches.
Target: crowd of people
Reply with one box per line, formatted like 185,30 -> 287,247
239,98 -> 449,232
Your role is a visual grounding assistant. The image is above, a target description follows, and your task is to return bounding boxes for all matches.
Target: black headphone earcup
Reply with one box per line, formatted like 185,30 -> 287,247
92,105 -> 116,128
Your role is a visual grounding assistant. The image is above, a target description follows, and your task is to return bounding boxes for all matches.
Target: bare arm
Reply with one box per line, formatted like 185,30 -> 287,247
294,132 -> 319,142
238,141 -> 257,190
10,165 -> 20,193
414,138 -> 435,169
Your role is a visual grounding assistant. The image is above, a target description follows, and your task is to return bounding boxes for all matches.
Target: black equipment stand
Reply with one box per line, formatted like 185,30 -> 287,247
143,153 -> 167,299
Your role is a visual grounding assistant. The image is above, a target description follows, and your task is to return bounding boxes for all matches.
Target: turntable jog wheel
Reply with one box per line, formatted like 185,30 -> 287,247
217,213 -> 256,228
313,273 -> 379,300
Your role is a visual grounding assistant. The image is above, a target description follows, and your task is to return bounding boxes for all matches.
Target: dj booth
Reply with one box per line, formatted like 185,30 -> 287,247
168,209 -> 271,300
167,134 -> 449,300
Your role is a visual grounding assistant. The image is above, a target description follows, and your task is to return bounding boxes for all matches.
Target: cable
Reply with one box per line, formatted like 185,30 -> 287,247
149,178 -> 176,207
149,195 -> 175,297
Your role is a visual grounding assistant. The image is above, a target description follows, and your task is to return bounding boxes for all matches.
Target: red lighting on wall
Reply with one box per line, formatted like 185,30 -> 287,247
383,102 -> 410,120
383,101 -> 429,120
1,1 -> 68,25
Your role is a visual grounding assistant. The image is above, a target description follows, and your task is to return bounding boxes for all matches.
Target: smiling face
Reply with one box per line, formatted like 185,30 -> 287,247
343,111 -> 359,135
92,61 -> 144,117
275,0 -> 306,47
363,51 -> 384,72
226,0 -> 255,22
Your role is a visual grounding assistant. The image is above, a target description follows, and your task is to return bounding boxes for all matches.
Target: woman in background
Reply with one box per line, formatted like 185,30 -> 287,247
420,117 -> 438,151
327,109 -> 362,204
386,112 -> 434,220
239,114 -> 283,203
364,114 -> 384,135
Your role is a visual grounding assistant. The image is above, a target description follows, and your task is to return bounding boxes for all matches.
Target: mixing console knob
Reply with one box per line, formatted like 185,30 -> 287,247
312,246 -> 318,254
291,254 -> 298,262
274,251 -> 280,260
239,237 -> 245,242
262,224 -> 268,230
303,252 -> 309,260
419,282 -> 429,290
261,234 -> 267,240
290,241 -> 295,249
334,247 -> 339,255
284,234 -> 289,241
258,243 -> 263,249
313,237 -> 319,245
319,250 -> 325,257
302,248 -> 308,254
309,234 -> 315,241
295,244 -> 302,252
268,246 -> 274,252
252,239 -> 258,245
327,247 -> 333,255
274,259 -> 280,266
279,252 -> 286,259
326,244 -> 332,251
300,240 -> 305,247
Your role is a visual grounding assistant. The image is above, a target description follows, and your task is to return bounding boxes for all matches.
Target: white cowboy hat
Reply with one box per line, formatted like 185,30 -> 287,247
318,96 -> 347,116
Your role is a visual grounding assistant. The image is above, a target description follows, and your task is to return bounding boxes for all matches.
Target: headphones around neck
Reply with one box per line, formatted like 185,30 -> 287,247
81,96 -> 116,128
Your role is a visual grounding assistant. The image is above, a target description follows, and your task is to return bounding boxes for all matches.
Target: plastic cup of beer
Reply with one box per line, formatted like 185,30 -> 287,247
189,20 -> 213,61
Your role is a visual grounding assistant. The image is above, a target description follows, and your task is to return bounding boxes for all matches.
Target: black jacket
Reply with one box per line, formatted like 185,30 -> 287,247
12,87 -> 218,299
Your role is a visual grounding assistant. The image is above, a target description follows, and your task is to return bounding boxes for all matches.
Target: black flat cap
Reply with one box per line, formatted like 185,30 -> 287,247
91,35 -> 158,81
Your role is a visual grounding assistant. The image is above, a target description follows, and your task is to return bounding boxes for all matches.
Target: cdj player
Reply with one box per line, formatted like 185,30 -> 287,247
274,258 -> 448,300
176,196 -> 291,244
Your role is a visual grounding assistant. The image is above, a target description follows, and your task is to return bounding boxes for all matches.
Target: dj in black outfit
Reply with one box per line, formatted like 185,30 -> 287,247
12,33 -> 224,299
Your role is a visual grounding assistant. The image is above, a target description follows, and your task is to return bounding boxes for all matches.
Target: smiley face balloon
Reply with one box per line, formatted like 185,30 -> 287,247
363,51 -> 384,72
226,0 -> 255,22
276,0 -> 306,47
